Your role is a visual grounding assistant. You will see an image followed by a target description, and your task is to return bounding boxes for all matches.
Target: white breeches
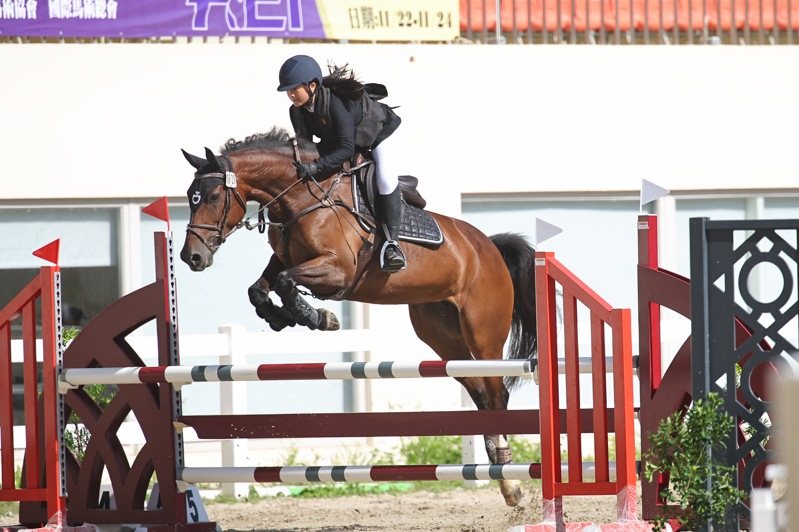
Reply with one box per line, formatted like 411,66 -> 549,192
372,130 -> 402,195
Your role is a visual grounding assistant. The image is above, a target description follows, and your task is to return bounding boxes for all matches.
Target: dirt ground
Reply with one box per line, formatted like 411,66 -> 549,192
207,484 -> 628,532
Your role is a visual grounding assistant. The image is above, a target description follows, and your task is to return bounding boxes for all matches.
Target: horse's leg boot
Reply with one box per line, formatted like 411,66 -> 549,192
248,282 -> 296,331
274,272 -> 322,330
377,186 -> 407,273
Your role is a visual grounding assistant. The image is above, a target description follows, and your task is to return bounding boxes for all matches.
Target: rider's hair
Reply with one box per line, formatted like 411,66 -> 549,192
322,64 -> 364,102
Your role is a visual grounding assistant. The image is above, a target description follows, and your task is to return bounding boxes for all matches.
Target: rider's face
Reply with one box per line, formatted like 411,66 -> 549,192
287,82 -> 315,107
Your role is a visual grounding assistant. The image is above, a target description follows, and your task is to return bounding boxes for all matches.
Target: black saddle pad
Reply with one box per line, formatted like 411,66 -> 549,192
351,166 -> 444,247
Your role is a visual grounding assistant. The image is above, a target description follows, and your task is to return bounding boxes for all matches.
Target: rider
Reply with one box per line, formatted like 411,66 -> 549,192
276,54 -> 407,273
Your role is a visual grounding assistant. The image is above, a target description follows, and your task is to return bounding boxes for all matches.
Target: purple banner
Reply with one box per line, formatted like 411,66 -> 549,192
0,0 -> 326,38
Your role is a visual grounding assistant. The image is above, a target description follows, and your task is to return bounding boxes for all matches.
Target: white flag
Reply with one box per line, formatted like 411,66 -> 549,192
535,218 -> 563,247
640,179 -> 670,209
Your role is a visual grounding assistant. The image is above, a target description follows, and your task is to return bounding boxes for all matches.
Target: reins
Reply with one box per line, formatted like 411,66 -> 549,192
186,138 -> 374,260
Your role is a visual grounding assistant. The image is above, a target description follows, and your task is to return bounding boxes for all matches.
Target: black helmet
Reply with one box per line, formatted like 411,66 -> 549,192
277,55 -> 323,91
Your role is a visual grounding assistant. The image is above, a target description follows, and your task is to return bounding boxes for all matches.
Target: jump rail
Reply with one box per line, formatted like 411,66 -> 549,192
60,360 -> 533,387
179,464 -> 541,483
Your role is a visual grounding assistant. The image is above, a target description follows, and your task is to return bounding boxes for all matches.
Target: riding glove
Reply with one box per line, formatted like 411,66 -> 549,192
294,161 -> 318,179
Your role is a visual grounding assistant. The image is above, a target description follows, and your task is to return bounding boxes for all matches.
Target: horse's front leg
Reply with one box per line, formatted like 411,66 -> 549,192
247,255 -> 297,332
273,256 -> 345,332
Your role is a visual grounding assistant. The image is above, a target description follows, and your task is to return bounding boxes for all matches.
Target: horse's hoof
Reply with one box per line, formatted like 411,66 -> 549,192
317,309 -> 340,331
501,481 -> 523,507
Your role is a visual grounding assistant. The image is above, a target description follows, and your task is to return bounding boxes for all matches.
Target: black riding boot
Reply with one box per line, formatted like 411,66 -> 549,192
377,186 -> 407,273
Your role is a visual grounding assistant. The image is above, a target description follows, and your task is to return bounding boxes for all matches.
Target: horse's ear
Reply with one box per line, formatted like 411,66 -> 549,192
204,147 -> 221,170
181,149 -> 206,170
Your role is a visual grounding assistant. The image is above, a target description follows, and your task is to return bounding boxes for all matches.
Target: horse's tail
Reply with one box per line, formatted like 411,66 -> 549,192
490,233 -> 537,390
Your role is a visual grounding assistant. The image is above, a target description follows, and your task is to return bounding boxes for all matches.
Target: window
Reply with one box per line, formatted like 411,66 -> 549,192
0,207 -> 120,335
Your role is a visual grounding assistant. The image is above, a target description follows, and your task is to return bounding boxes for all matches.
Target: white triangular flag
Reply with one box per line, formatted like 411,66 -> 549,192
535,218 -> 562,247
640,179 -> 670,209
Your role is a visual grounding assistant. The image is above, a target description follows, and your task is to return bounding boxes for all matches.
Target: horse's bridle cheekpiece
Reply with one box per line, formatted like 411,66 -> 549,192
185,155 -> 246,254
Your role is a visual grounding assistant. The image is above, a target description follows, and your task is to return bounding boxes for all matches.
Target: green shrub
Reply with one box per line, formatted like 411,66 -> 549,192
399,436 -> 461,465
643,392 -> 744,531
509,436 -> 541,463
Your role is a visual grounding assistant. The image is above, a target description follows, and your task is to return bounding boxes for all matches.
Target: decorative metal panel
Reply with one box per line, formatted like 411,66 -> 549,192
690,217 -> 799,526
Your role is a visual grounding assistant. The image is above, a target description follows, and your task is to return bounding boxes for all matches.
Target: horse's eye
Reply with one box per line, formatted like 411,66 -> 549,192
208,192 -> 221,204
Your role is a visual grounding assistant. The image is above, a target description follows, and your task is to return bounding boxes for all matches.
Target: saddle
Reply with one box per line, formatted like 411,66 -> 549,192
348,158 -> 444,247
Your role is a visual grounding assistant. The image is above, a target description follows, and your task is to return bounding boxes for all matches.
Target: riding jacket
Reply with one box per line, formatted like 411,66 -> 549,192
289,84 -> 401,175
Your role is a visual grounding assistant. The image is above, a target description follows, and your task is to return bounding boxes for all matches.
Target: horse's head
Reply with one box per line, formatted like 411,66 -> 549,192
180,147 -> 247,271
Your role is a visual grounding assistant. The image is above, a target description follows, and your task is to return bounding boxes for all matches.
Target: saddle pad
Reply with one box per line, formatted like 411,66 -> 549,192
352,180 -> 444,246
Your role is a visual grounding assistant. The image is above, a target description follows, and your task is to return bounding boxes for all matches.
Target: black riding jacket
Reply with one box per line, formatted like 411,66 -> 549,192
289,85 -> 401,175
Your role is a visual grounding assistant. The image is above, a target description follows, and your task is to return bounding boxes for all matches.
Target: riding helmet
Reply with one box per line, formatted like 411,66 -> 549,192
277,55 -> 323,91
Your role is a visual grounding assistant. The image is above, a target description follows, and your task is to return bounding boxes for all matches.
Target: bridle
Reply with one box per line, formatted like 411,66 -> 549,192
185,143 -> 307,253
185,164 -> 248,254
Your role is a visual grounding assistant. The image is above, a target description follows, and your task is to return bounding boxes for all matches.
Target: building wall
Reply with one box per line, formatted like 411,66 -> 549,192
3,44 -> 799,207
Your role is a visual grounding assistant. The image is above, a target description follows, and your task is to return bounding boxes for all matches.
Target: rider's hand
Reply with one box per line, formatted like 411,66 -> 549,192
293,161 -> 318,179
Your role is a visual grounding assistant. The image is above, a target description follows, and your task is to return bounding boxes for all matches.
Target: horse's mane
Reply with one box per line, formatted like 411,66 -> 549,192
220,126 -> 318,157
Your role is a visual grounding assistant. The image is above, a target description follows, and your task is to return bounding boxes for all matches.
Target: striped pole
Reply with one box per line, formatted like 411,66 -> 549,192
61,360 -> 533,387
179,463 -> 540,484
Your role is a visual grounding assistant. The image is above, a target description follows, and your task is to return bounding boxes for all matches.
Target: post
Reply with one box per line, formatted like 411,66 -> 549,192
218,323 -> 249,499
535,252 -> 561,524
778,377 -> 799,532
460,386 -> 488,488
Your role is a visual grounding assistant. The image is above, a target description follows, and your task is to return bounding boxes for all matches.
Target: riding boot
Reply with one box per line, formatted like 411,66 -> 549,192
377,186 -> 407,273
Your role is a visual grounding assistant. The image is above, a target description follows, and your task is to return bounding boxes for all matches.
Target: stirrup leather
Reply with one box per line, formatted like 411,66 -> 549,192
379,240 -> 407,272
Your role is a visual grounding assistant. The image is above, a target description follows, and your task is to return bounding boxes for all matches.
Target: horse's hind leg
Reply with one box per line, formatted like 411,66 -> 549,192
408,302 -> 523,507
459,376 -> 523,507
455,297 -> 524,507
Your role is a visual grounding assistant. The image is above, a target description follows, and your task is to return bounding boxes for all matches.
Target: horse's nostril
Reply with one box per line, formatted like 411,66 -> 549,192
191,253 -> 203,267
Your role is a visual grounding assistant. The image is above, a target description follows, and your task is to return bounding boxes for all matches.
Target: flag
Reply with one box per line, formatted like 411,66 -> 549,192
640,179 -> 670,209
143,197 -> 170,227
534,218 -> 563,247
33,239 -> 60,266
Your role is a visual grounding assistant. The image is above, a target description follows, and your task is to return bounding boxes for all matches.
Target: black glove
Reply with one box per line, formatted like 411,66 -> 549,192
293,160 -> 318,179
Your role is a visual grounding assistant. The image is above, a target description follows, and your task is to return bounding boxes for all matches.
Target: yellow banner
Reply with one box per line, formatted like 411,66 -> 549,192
317,0 -> 460,42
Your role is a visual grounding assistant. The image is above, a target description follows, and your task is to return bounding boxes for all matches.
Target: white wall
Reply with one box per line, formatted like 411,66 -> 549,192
3,44 -> 799,211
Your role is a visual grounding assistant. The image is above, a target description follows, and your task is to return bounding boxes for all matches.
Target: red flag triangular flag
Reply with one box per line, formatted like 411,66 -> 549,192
143,197 -> 170,226
33,239 -> 60,266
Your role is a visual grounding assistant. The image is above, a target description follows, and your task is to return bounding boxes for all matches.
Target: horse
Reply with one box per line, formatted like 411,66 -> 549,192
179,127 -> 537,507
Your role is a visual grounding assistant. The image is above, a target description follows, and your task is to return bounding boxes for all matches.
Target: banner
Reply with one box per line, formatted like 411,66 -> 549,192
0,0 -> 459,41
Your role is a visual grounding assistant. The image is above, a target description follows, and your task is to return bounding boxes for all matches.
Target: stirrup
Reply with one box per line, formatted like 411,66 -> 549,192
379,240 -> 407,272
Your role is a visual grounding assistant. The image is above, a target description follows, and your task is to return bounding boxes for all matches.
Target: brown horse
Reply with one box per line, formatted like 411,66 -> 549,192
179,128 -> 537,506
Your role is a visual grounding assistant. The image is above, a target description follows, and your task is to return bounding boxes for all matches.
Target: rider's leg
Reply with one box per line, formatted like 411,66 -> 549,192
372,135 -> 407,272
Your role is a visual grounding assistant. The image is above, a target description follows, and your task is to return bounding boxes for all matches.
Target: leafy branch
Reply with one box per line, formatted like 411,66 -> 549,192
643,392 -> 745,531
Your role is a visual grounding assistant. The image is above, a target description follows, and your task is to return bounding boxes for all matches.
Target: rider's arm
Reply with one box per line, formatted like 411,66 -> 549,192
315,95 -> 355,174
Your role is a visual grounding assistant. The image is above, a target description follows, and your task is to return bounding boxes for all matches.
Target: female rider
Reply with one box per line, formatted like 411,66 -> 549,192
276,54 -> 406,273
